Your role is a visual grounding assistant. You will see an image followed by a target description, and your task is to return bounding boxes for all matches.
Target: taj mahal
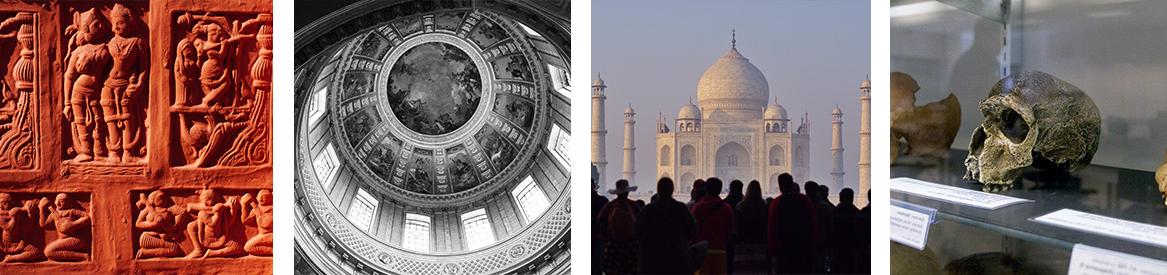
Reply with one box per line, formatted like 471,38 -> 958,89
592,32 -> 870,203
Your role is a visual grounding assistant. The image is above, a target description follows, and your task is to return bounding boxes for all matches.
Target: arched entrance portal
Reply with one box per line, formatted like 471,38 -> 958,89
714,142 -> 751,185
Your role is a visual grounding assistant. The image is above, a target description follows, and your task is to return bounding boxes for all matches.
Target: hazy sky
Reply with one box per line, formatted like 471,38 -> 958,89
593,0 -> 870,192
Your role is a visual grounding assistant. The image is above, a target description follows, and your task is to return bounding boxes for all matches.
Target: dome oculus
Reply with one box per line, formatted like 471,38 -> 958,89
387,42 -> 483,135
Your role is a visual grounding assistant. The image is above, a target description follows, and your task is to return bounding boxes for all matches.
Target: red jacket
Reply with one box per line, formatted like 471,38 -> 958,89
691,196 -> 735,250
767,193 -> 818,257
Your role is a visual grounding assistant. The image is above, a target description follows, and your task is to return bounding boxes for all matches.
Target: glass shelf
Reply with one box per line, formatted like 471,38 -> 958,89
892,149 -> 1167,261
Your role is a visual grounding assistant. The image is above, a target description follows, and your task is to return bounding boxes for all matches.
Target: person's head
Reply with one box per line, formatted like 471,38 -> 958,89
110,4 -> 132,36
0,193 -> 11,210
705,177 -> 724,198
54,193 -> 69,209
867,190 -> 872,206
729,180 -> 743,195
613,179 -> 631,198
148,190 -> 166,207
745,180 -> 763,201
840,188 -> 854,204
258,189 -> 273,206
657,177 -> 674,200
691,179 -> 706,200
819,185 -> 830,201
77,8 -> 108,44
200,188 -> 217,206
778,173 -> 795,194
805,181 -> 820,198
205,23 -> 224,42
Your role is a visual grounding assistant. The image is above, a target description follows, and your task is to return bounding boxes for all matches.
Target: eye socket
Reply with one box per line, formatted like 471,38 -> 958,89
1000,109 -> 1029,144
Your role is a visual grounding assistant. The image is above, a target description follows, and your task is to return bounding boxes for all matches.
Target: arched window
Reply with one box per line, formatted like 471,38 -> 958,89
402,213 -> 431,252
680,145 -> 696,166
511,176 -> 549,223
727,155 -> 738,167
462,209 -> 495,250
769,145 -> 785,166
660,146 -> 671,166
313,143 -> 341,189
347,188 -> 378,233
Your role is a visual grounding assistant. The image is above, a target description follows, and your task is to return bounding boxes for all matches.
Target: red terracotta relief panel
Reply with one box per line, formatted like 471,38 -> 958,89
0,0 -> 272,273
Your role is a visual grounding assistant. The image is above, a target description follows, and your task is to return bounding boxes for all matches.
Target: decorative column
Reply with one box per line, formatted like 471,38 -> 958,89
859,76 -> 871,206
622,104 -> 636,186
591,74 -> 608,192
831,105 -> 845,192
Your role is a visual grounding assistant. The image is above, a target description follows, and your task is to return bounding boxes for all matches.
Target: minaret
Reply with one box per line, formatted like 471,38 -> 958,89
623,104 -> 637,185
831,105 -> 845,191
592,74 -> 609,192
859,76 -> 872,206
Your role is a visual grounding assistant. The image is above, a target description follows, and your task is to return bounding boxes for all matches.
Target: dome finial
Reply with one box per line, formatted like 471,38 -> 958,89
731,28 -> 736,49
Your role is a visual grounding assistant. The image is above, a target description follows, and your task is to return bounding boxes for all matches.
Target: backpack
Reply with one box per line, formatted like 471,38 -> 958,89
607,201 -> 636,241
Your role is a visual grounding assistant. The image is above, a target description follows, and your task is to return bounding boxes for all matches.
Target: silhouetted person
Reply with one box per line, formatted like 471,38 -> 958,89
734,180 -> 769,273
832,188 -> 861,274
693,178 -> 735,274
688,179 -> 706,210
812,185 -> 836,273
725,179 -> 744,274
597,180 -> 640,275
805,181 -> 827,273
726,180 -> 744,210
590,166 -> 608,274
636,177 -> 698,274
735,181 -> 768,244
768,173 -> 816,274
858,190 -> 872,273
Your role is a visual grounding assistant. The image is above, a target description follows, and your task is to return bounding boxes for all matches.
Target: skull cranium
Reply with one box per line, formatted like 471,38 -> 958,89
964,71 -> 1100,191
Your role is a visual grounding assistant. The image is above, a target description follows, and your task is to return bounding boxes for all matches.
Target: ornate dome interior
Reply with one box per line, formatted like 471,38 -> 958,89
293,1 -> 571,274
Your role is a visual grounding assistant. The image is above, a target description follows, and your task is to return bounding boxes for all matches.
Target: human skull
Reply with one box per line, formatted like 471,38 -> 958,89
964,71 -> 1100,191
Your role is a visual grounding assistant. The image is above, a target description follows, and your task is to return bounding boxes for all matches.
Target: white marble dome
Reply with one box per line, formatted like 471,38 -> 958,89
764,99 -> 787,120
696,46 -> 769,117
678,100 -> 701,120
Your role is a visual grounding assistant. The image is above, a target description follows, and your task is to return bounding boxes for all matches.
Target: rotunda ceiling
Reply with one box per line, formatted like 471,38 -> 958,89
294,1 -> 571,274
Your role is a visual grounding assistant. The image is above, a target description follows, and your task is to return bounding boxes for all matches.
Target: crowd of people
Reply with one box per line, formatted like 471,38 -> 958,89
592,171 -> 871,275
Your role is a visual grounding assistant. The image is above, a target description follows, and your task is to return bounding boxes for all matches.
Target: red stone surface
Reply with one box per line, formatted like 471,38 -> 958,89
0,0 -> 272,273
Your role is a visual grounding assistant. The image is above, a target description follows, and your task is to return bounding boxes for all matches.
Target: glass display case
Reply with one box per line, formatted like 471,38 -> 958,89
891,0 -> 1167,273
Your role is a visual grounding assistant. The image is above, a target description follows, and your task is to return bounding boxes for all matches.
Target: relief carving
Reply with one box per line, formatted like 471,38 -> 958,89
62,5 -> 149,172
0,13 -> 37,170
0,193 -> 40,263
132,188 -> 272,259
39,193 -> 92,262
0,192 -> 92,263
172,13 -> 272,168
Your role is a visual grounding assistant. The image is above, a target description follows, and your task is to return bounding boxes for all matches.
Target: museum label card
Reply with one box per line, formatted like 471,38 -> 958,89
889,199 -> 935,250
1034,209 -> 1167,249
889,177 -> 1032,209
1068,244 -> 1167,275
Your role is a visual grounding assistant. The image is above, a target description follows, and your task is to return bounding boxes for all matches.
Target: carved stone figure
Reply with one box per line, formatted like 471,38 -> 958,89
134,190 -> 183,259
63,8 -> 112,163
0,13 -> 37,170
173,13 -> 271,168
38,193 -> 91,262
240,189 -> 272,256
100,4 -> 148,163
963,71 -> 1101,191
0,193 -> 40,263
890,72 -> 961,163
184,188 -> 242,258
